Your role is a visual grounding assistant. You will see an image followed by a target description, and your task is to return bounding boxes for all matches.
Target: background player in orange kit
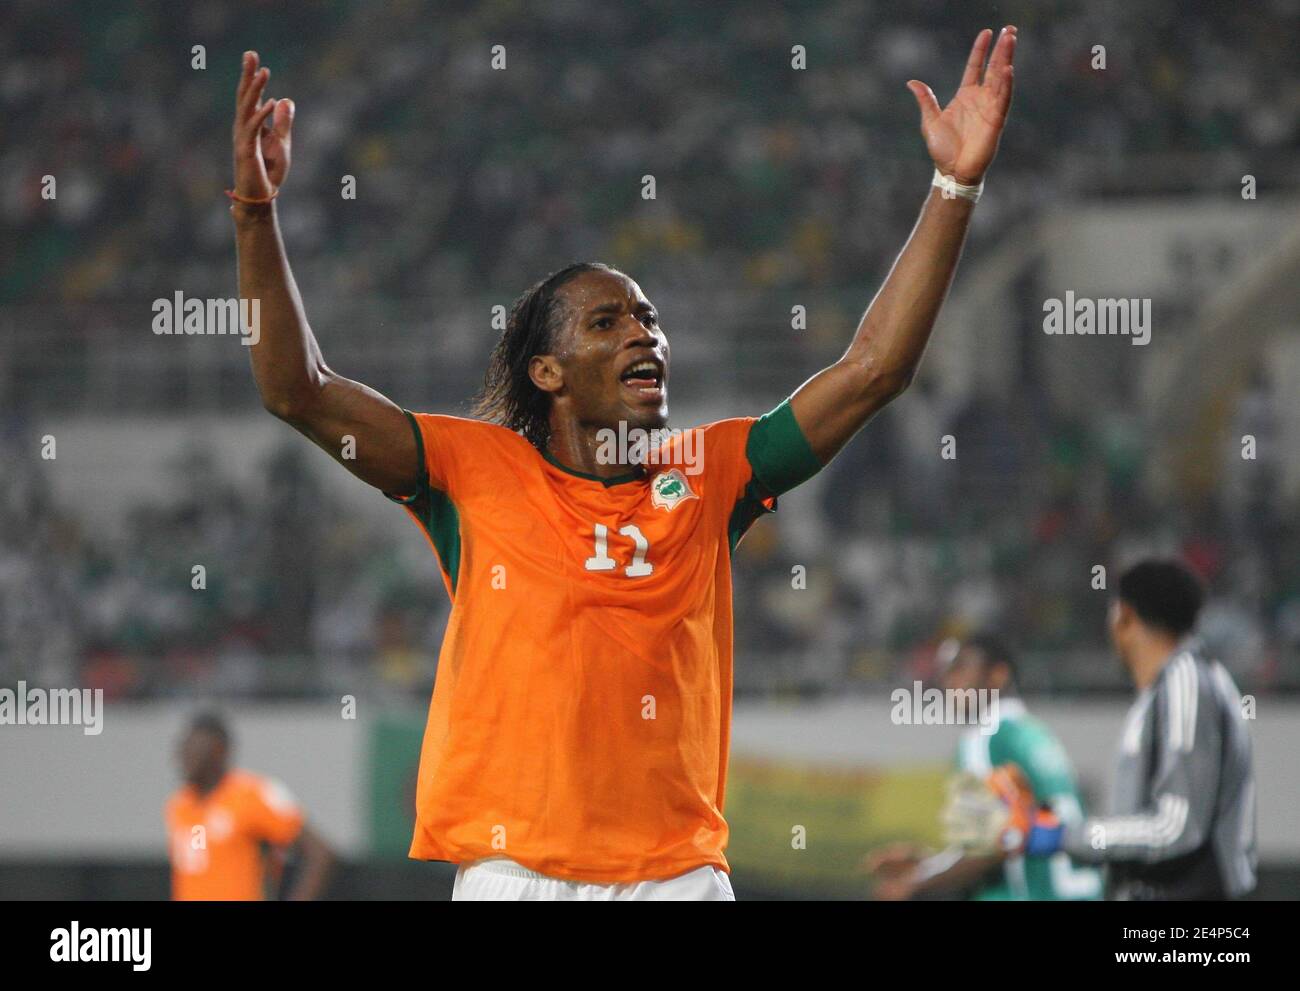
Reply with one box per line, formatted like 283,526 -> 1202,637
229,24 -> 1016,898
165,712 -> 335,901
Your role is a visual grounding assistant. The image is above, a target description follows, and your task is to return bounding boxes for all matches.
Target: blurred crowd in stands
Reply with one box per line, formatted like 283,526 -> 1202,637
3,0 -> 1299,698
1,426 -> 453,701
5,0 -> 1297,309
4,380 -> 1297,699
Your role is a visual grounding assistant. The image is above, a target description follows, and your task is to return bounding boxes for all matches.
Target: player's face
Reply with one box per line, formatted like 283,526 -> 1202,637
178,729 -> 226,786
546,270 -> 669,435
941,647 -> 985,692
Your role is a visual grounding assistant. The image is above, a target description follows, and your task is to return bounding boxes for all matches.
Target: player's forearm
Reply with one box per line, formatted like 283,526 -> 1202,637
1061,809 -> 1207,866
846,21 -> 1012,399
285,828 -> 334,901
787,189 -> 974,462
841,188 -> 973,395
911,847 -> 1003,897
234,203 -> 329,420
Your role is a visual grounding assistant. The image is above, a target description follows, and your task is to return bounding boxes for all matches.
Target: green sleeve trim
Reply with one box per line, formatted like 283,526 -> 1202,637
745,398 -> 823,497
383,410 -> 462,596
422,489 -> 463,596
727,477 -> 776,555
384,408 -> 429,505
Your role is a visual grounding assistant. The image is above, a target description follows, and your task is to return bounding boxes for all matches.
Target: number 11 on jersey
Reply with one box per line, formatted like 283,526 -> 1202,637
584,523 -> 653,577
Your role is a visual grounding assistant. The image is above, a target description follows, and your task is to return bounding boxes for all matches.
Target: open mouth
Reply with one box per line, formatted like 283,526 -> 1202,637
618,358 -> 665,399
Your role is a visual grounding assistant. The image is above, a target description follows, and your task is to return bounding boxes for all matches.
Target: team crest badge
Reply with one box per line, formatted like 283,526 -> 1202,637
650,469 -> 698,511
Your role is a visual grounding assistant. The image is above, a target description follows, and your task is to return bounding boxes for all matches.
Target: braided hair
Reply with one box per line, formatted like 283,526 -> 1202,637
472,262 -> 618,450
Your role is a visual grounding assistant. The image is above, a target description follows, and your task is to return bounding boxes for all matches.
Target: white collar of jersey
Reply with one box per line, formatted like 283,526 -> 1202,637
1155,635 -> 1204,682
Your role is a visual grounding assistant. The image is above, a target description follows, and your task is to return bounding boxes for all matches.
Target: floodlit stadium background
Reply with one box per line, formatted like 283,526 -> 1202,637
2,0 -> 1299,898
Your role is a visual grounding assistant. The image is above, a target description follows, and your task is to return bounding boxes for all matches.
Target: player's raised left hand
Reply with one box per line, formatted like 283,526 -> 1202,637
908,26 -> 1016,186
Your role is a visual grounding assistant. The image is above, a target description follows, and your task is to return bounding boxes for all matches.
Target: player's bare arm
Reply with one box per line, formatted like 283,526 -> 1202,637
789,26 -> 1017,463
865,842 -> 1004,900
284,824 -> 335,901
231,51 -> 417,495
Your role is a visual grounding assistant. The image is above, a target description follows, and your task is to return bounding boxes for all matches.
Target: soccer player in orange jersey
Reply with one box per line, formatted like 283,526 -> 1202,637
229,26 -> 1017,899
165,712 -> 335,901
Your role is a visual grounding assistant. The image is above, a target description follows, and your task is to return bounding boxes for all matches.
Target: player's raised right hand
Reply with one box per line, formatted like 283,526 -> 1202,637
232,51 -> 294,203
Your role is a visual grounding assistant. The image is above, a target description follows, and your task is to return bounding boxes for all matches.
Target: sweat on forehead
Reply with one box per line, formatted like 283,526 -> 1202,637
558,270 -> 643,308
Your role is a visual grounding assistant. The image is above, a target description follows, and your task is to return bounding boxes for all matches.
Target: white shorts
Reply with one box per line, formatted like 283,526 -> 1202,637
451,857 -> 735,901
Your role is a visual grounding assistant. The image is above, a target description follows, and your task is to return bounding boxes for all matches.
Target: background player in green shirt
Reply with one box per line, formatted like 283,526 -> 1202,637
868,634 -> 1101,900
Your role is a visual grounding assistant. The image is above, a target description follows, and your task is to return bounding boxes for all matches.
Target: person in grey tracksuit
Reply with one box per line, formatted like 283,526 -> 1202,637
1060,560 -> 1257,900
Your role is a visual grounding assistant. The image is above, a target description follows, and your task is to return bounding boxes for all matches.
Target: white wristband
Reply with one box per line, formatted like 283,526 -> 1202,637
932,168 -> 984,203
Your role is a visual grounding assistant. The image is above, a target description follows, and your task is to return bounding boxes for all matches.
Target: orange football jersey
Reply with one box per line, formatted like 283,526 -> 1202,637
387,410 -> 801,883
165,769 -> 304,900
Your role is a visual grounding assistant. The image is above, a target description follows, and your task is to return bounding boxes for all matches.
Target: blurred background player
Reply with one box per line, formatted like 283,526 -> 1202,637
1021,560 -> 1258,899
867,634 -> 1100,900
166,711 -> 335,901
